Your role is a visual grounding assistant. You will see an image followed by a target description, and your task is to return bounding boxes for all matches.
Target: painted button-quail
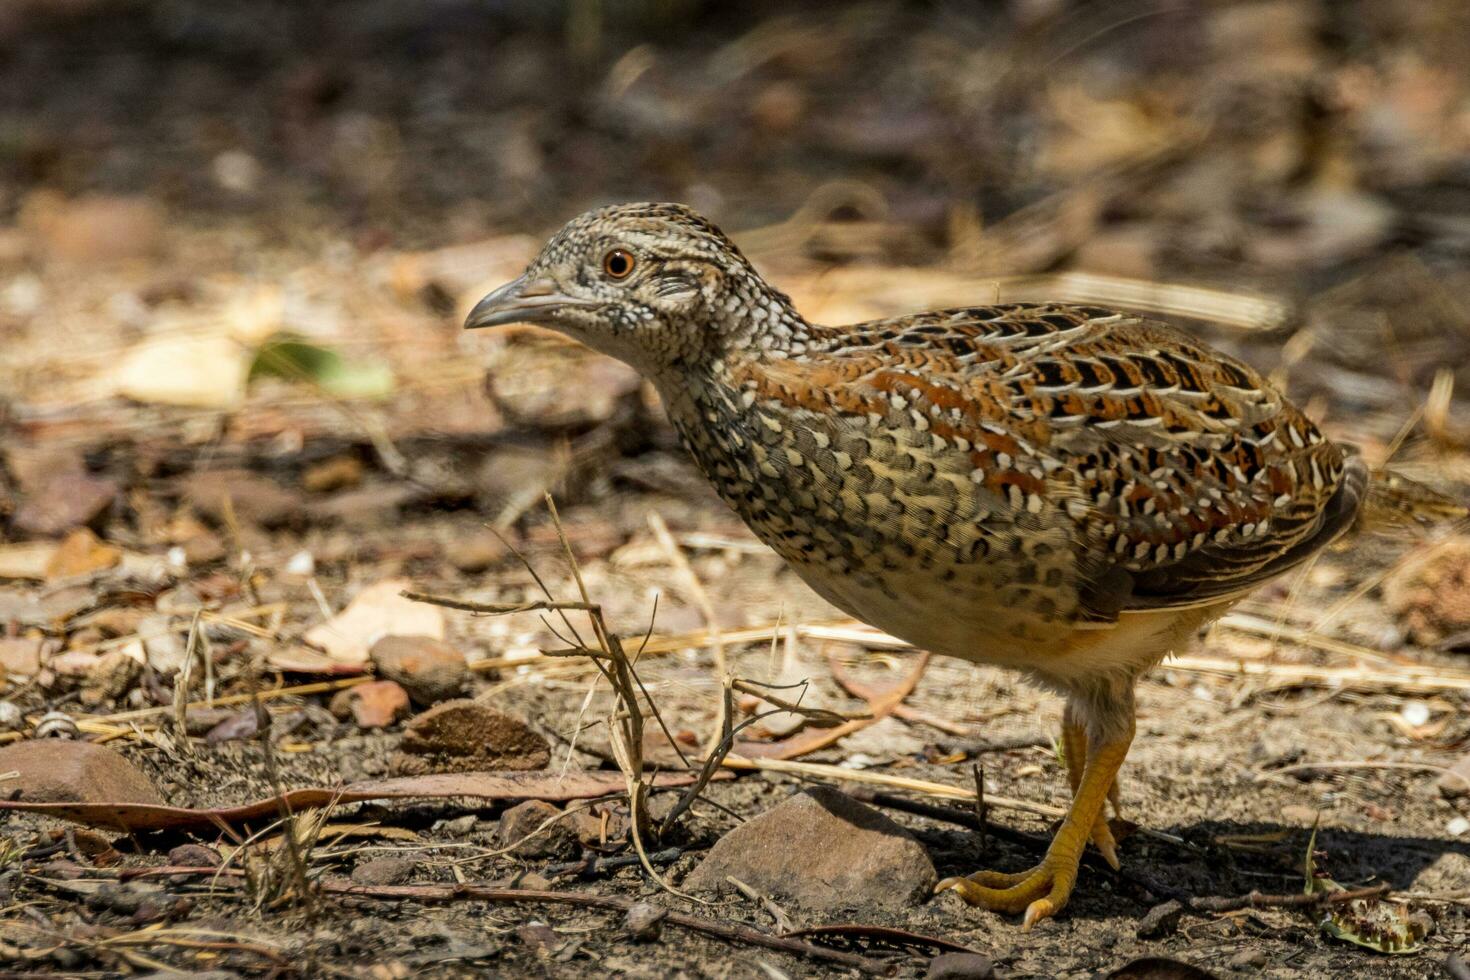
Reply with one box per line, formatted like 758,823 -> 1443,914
466,202 -> 1456,927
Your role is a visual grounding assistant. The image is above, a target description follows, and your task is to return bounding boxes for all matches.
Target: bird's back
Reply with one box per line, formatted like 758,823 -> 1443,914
662,302 -> 1363,667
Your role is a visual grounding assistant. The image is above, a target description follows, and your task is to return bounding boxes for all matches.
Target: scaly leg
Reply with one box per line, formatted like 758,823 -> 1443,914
938,698 -> 1135,929
1061,702 -> 1120,869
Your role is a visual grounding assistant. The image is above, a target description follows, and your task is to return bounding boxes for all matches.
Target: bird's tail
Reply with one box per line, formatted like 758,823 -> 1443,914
1358,469 -> 1469,531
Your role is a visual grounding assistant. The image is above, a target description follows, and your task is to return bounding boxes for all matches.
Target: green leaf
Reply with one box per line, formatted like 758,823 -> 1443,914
249,336 -> 394,400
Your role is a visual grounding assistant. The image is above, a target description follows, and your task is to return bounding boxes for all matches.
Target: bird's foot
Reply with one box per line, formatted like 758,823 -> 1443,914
935,856 -> 1078,930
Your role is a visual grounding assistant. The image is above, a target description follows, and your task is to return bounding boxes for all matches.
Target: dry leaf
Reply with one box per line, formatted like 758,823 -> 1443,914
303,579 -> 444,664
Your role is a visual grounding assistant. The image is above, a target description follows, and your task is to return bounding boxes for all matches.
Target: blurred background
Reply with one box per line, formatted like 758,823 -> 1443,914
0,4 -> 1469,971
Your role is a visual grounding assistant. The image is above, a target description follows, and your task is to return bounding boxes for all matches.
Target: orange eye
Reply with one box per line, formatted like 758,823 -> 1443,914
602,249 -> 635,279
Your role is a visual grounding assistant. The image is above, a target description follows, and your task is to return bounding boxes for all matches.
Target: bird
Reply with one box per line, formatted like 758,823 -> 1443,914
464,202 -> 1460,928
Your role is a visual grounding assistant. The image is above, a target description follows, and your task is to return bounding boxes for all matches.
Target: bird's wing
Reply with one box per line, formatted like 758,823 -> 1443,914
806,303 -> 1361,621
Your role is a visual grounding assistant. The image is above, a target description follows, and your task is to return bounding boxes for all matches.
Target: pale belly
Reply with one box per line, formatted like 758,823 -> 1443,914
783,546 -> 1232,691
783,549 -> 1077,674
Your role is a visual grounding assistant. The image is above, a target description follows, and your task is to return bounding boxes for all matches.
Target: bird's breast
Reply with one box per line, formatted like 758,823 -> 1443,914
661,376 -> 1087,660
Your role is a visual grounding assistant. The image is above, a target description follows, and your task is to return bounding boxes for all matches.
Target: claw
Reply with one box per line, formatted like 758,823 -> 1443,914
1022,897 -> 1058,930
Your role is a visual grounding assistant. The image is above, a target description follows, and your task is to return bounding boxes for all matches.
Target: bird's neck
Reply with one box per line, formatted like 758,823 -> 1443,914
707,270 -> 815,356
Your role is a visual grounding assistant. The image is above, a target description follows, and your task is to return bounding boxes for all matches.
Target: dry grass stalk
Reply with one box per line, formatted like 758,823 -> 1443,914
241,655 -> 320,917
658,664 -> 864,836
646,510 -> 729,753
718,756 -> 1066,820
407,498 -> 691,895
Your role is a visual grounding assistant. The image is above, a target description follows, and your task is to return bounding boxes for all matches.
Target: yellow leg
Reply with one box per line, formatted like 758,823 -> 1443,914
1061,714 -> 1120,869
938,713 -> 1134,929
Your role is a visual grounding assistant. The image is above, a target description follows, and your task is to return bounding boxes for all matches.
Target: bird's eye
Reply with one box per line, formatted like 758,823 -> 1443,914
602,249 -> 635,280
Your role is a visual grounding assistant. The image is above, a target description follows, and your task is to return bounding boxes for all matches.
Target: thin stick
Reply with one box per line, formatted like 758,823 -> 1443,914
647,511 -> 728,756
720,755 -> 1066,819
1191,883 -> 1391,913
732,652 -> 931,761
402,592 -> 600,616
1260,761 -> 1454,780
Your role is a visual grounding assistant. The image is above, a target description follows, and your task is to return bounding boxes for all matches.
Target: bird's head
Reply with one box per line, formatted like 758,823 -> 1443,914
464,203 -> 801,375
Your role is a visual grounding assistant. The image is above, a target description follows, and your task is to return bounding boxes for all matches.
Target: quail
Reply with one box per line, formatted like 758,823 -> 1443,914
466,203 -> 1456,928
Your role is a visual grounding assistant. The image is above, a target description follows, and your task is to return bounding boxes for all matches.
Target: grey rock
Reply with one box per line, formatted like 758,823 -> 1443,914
370,635 -> 467,705
392,699 -> 549,774
497,800 -> 577,859
683,786 -> 936,910
927,952 -> 995,980
1436,752 -> 1470,798
351,857 -> 419,886
623,900 -> 666,942
0,739 -> 163,805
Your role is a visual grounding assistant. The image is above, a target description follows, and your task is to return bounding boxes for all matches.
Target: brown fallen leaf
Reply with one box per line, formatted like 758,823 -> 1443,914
731,652 -> 929,760
0,770 -> 722,832
303,578 -> 445,664
44,529 -> 121,581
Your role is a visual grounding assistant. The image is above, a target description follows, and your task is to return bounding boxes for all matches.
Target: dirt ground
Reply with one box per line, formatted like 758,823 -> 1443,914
2,1 -> 1470,977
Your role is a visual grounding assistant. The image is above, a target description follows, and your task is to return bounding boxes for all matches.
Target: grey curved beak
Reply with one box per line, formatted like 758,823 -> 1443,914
464,276 -> 590,330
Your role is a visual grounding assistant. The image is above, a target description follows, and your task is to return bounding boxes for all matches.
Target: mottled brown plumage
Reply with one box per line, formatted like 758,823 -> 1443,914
466,203 -> 1376,926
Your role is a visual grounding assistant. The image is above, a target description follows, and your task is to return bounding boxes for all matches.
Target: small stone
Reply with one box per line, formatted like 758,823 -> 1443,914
81,607 -> 146,637
167,843 -> 221,867
351,857 -> 418,885
0,740 -> 164,805
1226,947 -> 1268,969
328,680 -> 410,729
0,637 -> 44,677
445,529 -> 510,574
138,614 -> 187,673
183,707 -> 238,737
284,550 -> 315,576
1136,899 -> 1185,939
497,800 -> 578,859
683,786 -> 937,910
204,708 -> 264,744
369,635 -> 467,705
13,468 -> 117,538
926,952 -> 995,980
181,530 -> 226,566
567,803 -> 629,846
623,901 -> 666,942
185,470 -> 303,530
1447,816 -> 1469,837
392,699 -> 549,774
80,650 -> 142,706
0,702 -> 23,729
114,333 -> 250,409
1435,752 -> 1470,798
436,814 -> 478,836
302,578 -> 443,665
